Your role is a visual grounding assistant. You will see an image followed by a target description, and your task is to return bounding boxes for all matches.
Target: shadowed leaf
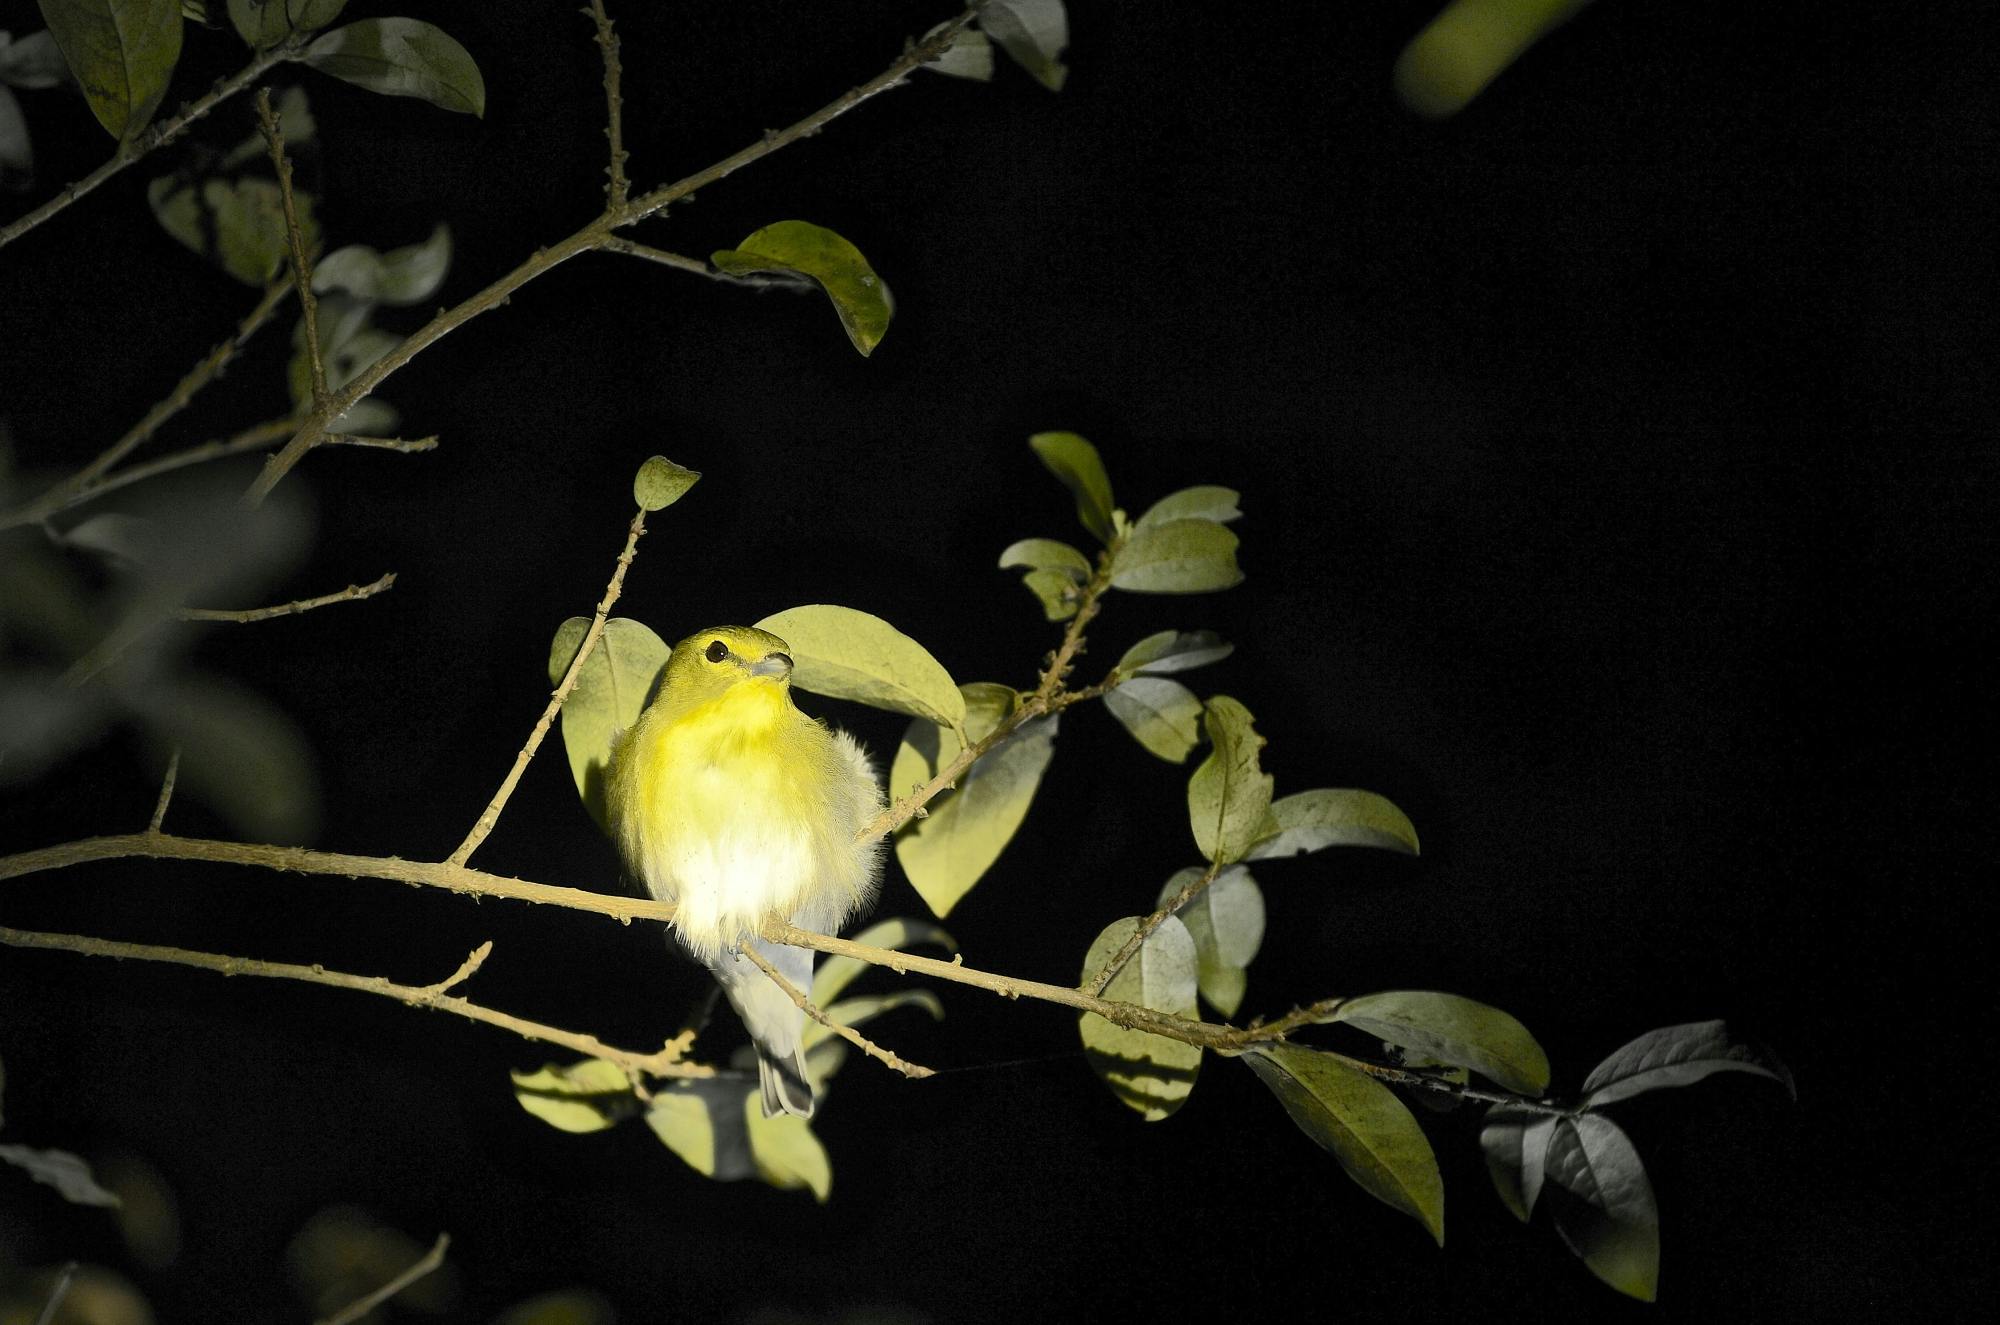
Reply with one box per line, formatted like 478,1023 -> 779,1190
1027,431 -> 1115,544
510,1058 -> 635,1134
548,615 -> 669,832
753,604 -> 964,729
227,0 -> 345,48
1545,1113 -> 1660,1301
1105,674 -> 1202,763
1480,1103 -> 1556,1222
1116,628 -> 1232,676
646,1080 -> 755,1183
1156,864 -> 1264,1016
813,916 -> 956,1006
712,220 -> 892,356
302,17 -> 485,115
1332,991 -> 1549,1096
1582,1019 -> 1795,1107
38,0 -> 183,140
1078,916 -> 1202,1120
1246,788 -> 1419,859
982,0 -> 1068,91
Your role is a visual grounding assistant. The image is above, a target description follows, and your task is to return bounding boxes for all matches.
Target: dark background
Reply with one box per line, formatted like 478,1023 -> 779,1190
1,1 -> 1990,1320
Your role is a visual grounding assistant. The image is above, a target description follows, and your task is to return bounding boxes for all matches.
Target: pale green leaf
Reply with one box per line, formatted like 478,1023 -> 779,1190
1246,788 -> 1420,859
1116,628 -> 1233,676
1186,695 -> 1275,864
312,222 -> 450,304
1112,518 -> 1243,593
1077,915 -> 1202,1121
1105,674 -> 1202,763
1332,991 -> 1549,1096
133,674 -> 318,843
753,604 -> 965,729
1581,1019 -> 1795,1108
1156,864 -> 1264,1017
1479,1103 -> 1555,1222
509,1058 -> 635,1134
998,537 -> 1090,582
145,172 -> 203,251
892,682 -> 1056,917
982,0 -> 1068,91
1545,1113 -> 1660,1301
0,1143 -> 121,1207
631,455 -> 699,512
1395,0 -> 1597,120
1020,567 -> 1079,621
549,615 -> 670,832
1027,431 -> 1115,544
711,220 -> 892,356
302,17 -> 485,116
745,1098 -> 831,1202
812,916 -> 956,1006
920,22 -> 991,81
805,989 -> 945,1052
1245,1044 -> 1445,1245
38,0 -> 183,140
646,1081 -> 754,1183
0,30 -> 67,88
205,175 -> 316,286
227,0 -> 345,48
1136,485 -> 1242,528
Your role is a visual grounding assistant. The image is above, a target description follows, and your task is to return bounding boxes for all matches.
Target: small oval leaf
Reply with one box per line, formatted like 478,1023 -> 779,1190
1105,675 -> 1203,763
301,17 -> 485,116
1111,519 -> 1243,594
711,220 -> 892,356
632,455 -> 699,512
1332,991 -> 1550,1096
1186,696 -> 1276,864
1580,1019 -> 1795,1108
753,605 -> 965,729
1077,915 -> 1202,1121
997,537 -> 1090,583
1246,788 -> 1420,859
1027,431 -> 1116,545
1136,485 -> 1242,528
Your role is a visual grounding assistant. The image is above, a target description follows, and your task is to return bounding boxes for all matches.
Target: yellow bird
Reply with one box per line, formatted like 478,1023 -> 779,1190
607,625 -> 884,1118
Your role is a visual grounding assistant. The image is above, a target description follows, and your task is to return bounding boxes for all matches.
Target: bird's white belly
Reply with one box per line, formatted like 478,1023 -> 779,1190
639,756 -> 820,959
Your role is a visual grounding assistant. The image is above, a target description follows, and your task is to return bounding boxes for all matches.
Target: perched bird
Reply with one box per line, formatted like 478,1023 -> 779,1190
607,625 -> 884,1118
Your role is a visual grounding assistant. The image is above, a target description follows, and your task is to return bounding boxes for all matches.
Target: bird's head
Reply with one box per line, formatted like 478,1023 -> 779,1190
660,625 -> 795,708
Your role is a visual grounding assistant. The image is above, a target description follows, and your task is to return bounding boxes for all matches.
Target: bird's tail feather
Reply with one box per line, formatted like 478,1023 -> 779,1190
711,936 -> 818,1119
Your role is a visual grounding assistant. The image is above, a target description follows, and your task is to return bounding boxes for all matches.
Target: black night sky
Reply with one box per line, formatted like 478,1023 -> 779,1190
0,2 -> 1989,1321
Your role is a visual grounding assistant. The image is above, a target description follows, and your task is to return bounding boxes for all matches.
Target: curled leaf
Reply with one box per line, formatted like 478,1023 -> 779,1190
1246,788 -> 1420,859
1136,485 -> 1242,528
1331,991 -> 1550,1096
711,220 -> 892,356
0,1143 -> 122,1206
982,0 -> 1069,91
753,604 -> 964,729
632,455 -> 699,512
1028,432 -> 1116,545
1116,628 -> 1233,676
1581,1019 -> 1795,1108
1186,696 -> 1276,864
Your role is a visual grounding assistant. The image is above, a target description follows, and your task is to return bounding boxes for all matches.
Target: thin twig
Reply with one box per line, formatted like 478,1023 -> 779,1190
147,749 -> 181,834
740,943 -> 934,1079
588,1 -> 629,206
317,1232 -> 451,1325
0,926 -> 713,1080
325,433 -> 440,453
256,88 -> 326,407
31,1263 -> 77,1325
446,509 -> 647,867
178,571 -> 397,623
599,237 -> 816,290
1084,858 -> 1222,997
0,44 -> 294,251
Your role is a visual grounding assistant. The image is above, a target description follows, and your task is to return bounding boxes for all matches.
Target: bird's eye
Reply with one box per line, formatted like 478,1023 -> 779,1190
704,640 -> 729,663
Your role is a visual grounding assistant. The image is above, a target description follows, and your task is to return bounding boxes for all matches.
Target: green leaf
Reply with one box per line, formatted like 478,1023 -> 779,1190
1186,696 -> 1276,864
208,175 -> 315,285
1104,675 -> 1202,763
1331,991 -> 1550,1096
0,1143 -> 121,1207
1545,1113 -> 1660,1301
1115,628 -> 1233,676
312,221 -> 449,304
509,1058 -> 635,1134
1027,431 -> 1115,545
1479,1103 -> 1555,1222
1019,567 -> 1080,621
812,916 -> 956,1006
1244,1044 -> 1445,1245
745,1098 -> 831,1202
1155,864 -> 1264,1017
892,682 -> 1057,917
1112,518 -> 1243,593
920,21 -> 991,81
1246,788 -> 1420,859
646,1080 -> 755,1183
982,0 -> 1068,91
1077,915 -> 1202,1121
1581,1020 -> 1795,1108
631,455 -> 699,512
37,0 -> 183,140
301,17 -> 485,116
752,604 -> 965,729
711,220 -> 892,357
1395,0 -> 1598,120
1136,485 -> 1242,528
998,537 -> 1090,582
227,0 -> 345,48
806,990 -> 946,1053
1,30 -> 68,89
548,615 -> 670,832
133,674 -> 318,844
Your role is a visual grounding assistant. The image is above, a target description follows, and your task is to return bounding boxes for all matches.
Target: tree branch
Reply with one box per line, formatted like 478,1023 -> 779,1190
317,1232 -> 450,1325
177,571 -> 397,624
256,88 -> 326,407
588,1 -> 629,207
1084,858 -> 1222,998
740,942 -> 934,1080
146,748 -> 180,834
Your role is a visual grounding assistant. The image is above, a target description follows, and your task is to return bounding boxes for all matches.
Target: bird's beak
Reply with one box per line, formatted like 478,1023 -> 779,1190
749,651 -> 794,681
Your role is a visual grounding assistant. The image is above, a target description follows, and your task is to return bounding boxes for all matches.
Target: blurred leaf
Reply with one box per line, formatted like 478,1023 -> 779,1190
208,176 -> 315,285
1112,518 -> 1243,593
812,916 -> 956,1005
290,293 -> 401,431
0,30 -> 67,87
0,85 -> 30,185
1581,1019 -> 1795,1107
1136,485 -> 1241,528
37,0 -> 183,140
1244,1044 -> 1445,1245
226,0 -> 345,49
982,0 -> 1068,91
920,21 -> 992,81
0,667 -> 113,785
753,604 -> 964,728
806,990 -> 945,1053
745,1098 -> 831,1201
711,220 -> 892,356
60,511 -> 162,570
0,1049 -> 6,1125
548,615 -> 669,832
1331,991 -> 1550,1096
646,1080 -> 755,1183
1077,915 -> 1201,1120
493,1290 -> 617,1325
1027,431 -> 1115,544
1186,695 -> 1276,864
1246,787 -> 1420,859
631,455 -> 699,512
1104,674 -> 1202,763
0,1143 -> 121,1206
133,674 -> 318,843
5,1265 -> 153,1325
998,536 -> 1090,581
97,1152 -> 180,1270
1479,1103 -> 1555,1222
510,1059 -> 635,1134
301,17 -> 485,115
1156,864 -> 1264,1016
1545,1113 -> 1660,1301
1396,0 -> 1595,119
287,1205 -> 459,1319
1116,628 -> 1232,676
312,221 -> 450,304
892,681 -> 1056,916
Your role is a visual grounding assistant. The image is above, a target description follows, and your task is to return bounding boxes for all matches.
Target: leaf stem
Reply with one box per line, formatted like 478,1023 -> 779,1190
255,88 -> 326,407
